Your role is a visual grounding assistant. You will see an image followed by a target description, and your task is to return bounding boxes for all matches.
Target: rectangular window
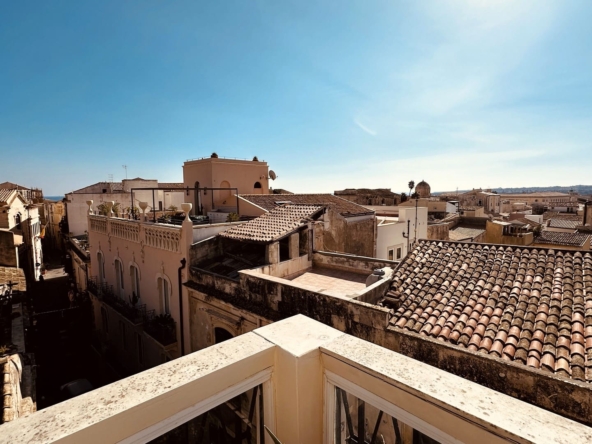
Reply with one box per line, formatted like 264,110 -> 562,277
388,249 -> 394,261
396,247 -> 402,260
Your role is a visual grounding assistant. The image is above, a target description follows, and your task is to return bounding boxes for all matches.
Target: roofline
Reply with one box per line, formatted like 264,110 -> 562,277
236,195 -> 269,213
413,238 -> 592,256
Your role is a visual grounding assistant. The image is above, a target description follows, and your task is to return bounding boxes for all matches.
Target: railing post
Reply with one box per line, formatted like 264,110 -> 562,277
254,315 -> 345,443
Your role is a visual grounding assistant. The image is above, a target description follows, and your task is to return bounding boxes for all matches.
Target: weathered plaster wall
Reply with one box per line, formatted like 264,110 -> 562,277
321,212 -> 375,257
427,224 -> 449,240
186,268 -> 391,350
312,251 -> 398,273
0,230 -> 17,267
385,326 -> 592,427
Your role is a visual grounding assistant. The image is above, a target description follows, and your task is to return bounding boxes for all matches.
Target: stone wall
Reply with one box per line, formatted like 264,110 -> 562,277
385,326 -> 592,427
312,251 -> 398,273
0,231 -> 17,267
427,223 -> 449,240
1,354 -> 35,423
321,212 -> 375,257
186,267 -> 391,349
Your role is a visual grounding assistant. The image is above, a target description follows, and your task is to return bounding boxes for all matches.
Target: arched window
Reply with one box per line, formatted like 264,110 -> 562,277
215,327 -> 233,344
219,180 -> 231,202
15,213 -> 21,228
253,181 -> 263,194
114,259 -> 124,298
158,276 -> 171,315
254,182 -> 262,188
130,264 -> 140,301
97,251 -> 105,285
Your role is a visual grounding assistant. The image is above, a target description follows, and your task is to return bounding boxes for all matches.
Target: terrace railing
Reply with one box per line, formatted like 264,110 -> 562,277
3,315 -> 589,444
88,215 -> 182,253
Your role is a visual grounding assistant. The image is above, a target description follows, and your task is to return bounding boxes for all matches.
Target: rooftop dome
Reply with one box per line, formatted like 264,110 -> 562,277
416,180 -> 431,198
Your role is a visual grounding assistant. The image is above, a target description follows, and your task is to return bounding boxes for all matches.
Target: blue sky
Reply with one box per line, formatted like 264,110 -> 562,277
1,1 -> 591,195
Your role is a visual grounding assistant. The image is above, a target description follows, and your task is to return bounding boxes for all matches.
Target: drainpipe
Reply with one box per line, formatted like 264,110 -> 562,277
584,201 -> 590,226
178,258 -> 187,356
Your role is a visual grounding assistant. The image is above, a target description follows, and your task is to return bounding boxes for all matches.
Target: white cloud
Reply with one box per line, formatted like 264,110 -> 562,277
353,118 -> 377,136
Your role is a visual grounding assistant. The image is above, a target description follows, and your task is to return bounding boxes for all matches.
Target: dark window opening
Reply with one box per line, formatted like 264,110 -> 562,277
102,189 -> 107,193
254,182 -> 262,189
279,237 -> 290,262
158,201 -> 163,211
214,327 -> 233,344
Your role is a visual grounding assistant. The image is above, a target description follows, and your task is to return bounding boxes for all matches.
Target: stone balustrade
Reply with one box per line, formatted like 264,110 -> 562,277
88,215 -> 183,253
89,215 -> 107,234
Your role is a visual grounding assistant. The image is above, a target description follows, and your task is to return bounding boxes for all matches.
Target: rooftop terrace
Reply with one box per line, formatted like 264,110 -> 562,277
2,315 -> 589,443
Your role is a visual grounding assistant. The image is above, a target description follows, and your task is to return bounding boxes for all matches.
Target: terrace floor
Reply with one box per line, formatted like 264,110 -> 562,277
287,266 -> 368,298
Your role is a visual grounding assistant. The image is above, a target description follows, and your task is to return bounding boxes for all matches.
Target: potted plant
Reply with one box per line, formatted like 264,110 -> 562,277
0,344 -> 16,357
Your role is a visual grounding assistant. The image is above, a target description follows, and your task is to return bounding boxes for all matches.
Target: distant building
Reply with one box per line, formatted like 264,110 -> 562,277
415,180 -> 431,198
334,188 -> 401,206
183,155 -> 272,221
0,189 -> 43,281
237,193 -> 376,257
65,178 -> 186,237
458,189 -> 501,214
484,220 -> 534,246
375,207 -> 427,260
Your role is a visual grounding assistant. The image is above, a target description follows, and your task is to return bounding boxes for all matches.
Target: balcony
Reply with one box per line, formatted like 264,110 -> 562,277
88,277 -> 146,325
3,315 -> 590,443
143,311 -> 177,347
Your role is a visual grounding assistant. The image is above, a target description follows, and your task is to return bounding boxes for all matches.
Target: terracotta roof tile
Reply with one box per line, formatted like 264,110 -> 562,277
535,231 -> 590,247
219,204 -> 323,243
384,240 -> 592,383
238,193 -> 373,217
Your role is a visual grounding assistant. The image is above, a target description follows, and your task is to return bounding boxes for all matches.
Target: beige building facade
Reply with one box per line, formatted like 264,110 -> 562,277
183,155 -> 272,218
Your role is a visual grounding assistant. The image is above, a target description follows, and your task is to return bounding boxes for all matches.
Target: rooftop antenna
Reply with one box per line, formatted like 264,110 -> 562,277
122,165 -> 128,179
108,174 -> 114,183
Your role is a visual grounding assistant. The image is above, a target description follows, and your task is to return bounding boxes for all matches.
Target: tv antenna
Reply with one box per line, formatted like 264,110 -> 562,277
122,165 -> 128,179
108,174 -> 113,183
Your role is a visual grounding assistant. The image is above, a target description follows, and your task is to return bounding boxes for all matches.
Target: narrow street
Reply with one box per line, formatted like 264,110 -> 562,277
29,256 -> 110,409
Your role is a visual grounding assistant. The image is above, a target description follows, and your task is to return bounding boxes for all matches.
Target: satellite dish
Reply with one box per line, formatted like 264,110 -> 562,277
269,170 -> 277,180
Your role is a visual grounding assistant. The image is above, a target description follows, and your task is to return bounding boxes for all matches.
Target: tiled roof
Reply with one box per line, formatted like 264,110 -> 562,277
0,267 -> 26,294
543,212 -> 582,222
548,219 -> 580,229
534,231 -> 590,247
158,183 -> 185,189
0,182 -> 29,190
383,240 -> 592,383
219,204 -> 323,243
70,182 -> 124,194
0,189 -> 15,205
239,194 -> 373,217
334,188 -> 398,197
448,227 -> 485,241
512,217 -> 541,228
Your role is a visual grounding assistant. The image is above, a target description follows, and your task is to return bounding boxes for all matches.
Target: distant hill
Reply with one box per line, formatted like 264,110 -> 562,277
434,185 -> 592,196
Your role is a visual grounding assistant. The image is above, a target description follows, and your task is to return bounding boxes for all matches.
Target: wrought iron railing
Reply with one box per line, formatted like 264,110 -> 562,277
88,277 -> 146,324
143,309 -> 177,346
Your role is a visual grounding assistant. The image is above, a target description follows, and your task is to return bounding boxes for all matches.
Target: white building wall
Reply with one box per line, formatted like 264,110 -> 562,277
375,207 -> 428,261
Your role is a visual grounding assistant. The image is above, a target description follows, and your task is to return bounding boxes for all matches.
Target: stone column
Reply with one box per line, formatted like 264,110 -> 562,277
288,232 -> 299,259
265,242 -> 280,265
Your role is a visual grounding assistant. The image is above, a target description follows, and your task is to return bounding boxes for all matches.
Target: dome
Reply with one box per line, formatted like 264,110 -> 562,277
416,180 -> 431,198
